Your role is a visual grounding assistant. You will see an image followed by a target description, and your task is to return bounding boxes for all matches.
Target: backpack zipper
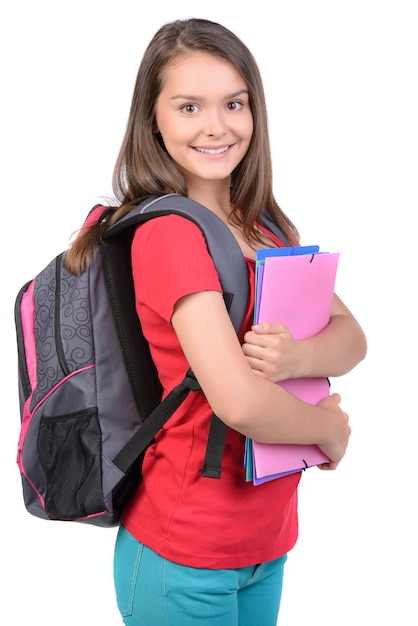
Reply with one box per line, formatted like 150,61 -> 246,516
55,254 -> 70,377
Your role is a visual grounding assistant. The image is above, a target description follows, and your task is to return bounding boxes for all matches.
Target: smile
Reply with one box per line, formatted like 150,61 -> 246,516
193,145 -> 231,155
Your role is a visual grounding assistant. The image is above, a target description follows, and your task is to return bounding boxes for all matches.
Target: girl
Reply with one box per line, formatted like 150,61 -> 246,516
66,18 -> 367,626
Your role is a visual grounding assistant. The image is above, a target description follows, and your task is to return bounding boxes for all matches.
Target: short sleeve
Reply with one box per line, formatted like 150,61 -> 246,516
131,214 -> 223,322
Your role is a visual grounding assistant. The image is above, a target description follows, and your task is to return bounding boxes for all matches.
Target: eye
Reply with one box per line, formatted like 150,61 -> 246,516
226,100 -> 243,111
180,103 -> 199,114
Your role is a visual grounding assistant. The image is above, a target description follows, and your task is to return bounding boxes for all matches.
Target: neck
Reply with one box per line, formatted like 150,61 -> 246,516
186,182 -> 232,222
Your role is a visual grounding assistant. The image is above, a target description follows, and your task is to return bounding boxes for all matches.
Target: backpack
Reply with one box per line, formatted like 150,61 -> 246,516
14,194 -> 288,527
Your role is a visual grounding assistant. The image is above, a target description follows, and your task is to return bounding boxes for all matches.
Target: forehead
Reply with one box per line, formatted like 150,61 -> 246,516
160,52 -> 247,93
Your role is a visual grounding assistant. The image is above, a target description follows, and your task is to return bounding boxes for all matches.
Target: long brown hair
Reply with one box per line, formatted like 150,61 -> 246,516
65,18 -> 299,274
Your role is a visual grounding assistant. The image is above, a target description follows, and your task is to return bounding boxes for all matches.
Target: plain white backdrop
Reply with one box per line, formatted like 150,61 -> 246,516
1,1 -> 417,624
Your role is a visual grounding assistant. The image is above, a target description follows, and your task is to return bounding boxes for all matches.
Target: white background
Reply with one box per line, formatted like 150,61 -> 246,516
1,1 -> 417,624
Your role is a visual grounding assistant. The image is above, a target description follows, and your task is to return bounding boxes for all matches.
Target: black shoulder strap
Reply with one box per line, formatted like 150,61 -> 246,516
104,195 -> 289,479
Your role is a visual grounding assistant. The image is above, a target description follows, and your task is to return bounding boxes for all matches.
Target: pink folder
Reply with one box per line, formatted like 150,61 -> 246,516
248,250 -> 340,485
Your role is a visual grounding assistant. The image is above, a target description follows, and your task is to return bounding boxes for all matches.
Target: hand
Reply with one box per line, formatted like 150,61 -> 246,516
316,394 -> 351,470
242,322 -> 301,382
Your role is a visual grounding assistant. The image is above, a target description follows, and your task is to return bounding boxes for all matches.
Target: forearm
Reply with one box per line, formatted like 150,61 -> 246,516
210,370 -> 350,467
218,374 -> 340,446
296,313 -> 367,378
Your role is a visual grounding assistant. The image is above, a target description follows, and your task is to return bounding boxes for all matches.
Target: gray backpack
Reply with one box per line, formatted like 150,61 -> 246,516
14,194 -> 287,527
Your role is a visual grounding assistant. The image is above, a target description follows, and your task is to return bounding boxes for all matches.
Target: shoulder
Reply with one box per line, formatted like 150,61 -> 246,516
131,214 -> 218,280
133,213 -> 206,249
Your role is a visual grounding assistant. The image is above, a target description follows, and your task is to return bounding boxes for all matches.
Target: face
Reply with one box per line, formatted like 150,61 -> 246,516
154,52 -> 253,193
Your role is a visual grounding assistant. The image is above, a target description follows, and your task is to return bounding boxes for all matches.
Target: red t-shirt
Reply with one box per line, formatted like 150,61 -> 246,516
121,214 -> 300,569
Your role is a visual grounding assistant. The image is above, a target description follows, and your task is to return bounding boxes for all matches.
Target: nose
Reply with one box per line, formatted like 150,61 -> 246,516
204,108 -> 227,137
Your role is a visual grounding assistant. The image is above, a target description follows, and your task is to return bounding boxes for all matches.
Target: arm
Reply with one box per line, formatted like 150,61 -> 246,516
242,293 -> 367,381
171,290 -> 351,469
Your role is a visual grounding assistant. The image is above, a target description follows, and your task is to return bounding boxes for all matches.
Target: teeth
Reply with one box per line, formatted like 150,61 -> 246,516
195,146 -> 229,154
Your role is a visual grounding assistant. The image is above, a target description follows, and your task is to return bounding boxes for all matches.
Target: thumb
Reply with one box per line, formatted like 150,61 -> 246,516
251,322 -> 272,333
252,322 -> 286,334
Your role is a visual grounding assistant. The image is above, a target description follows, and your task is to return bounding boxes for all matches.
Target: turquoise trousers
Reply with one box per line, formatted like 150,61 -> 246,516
114,524 -> 287,625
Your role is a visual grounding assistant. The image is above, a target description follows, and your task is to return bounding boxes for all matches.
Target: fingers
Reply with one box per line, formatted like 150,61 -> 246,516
250,322 -> 288,335
243,324 -> 288,351
318,392 -> 342,407
317,461 -> 339,471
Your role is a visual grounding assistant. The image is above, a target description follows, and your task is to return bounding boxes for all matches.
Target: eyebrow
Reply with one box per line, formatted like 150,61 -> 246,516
170,89 -> 249,102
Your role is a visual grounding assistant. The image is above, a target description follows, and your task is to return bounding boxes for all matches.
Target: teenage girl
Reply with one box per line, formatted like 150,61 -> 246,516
66,18 -> 367,626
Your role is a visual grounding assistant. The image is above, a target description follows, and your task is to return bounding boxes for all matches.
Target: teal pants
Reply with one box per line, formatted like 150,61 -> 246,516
114,525 -> 287,626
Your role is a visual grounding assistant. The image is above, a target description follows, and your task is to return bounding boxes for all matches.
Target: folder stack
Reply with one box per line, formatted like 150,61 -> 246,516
244,245 -> 340,485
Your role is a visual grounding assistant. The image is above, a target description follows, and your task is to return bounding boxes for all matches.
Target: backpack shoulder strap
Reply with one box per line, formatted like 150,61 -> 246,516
106,194 -> 250,479
104,195 -> 289,479
107,194 -> 249,335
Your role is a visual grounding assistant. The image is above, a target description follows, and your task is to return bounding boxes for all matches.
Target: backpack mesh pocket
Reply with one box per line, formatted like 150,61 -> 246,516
38,408 -> 105,520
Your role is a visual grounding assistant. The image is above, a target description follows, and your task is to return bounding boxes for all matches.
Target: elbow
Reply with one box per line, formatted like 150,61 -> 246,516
340,323 -> 368,375
208,382 -> 262,433
356,328 -> 368,363
217,405 -> 252,432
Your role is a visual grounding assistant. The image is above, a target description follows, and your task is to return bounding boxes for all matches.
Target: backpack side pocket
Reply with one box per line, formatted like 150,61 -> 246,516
38,407 -> 105,520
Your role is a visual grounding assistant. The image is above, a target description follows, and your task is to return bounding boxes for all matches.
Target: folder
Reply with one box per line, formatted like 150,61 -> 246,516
245,247 -> 340,485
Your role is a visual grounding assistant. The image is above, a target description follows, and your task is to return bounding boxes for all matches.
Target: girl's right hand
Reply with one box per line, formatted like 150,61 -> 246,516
316,393 -> 351,470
